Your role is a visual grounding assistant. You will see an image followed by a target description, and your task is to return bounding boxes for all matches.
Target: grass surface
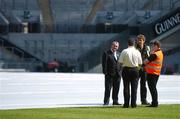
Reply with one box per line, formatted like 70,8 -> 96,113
0,104 -> 180,119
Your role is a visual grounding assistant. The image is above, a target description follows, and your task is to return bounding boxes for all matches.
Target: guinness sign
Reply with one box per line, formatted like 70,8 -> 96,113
154,8 -> 180,35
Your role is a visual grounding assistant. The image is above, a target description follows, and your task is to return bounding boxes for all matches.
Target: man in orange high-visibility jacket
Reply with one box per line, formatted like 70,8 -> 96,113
144,41 -> 163,107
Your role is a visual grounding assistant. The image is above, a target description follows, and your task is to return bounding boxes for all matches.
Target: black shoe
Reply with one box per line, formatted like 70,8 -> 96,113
141,101 -> 150,105
123,105 -> 129,108
113,102 -> 121,105
131,105 -> 137,108
146,104 -> 158,107
103,102 -> 109,106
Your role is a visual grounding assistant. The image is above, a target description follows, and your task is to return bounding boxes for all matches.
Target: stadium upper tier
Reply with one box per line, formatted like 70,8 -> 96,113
1,0 -> 179,23
0,0 -> 39,11
50,0 -> 176,25
0,0 -> 179,33
50,0 -> 175,12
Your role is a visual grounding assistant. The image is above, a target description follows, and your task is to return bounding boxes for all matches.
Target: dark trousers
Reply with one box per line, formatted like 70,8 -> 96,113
122,67 -> 139,107
147,74 -> 159,106
104,74 -> 120,104
139,69 -> 148,102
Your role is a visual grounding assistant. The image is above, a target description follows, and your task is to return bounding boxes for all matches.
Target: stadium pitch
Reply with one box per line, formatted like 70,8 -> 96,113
0,104 -> 180,119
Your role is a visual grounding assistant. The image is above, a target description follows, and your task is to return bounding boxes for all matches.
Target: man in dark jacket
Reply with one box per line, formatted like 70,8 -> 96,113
102,41 -> 121,105
136,34 -> 150,105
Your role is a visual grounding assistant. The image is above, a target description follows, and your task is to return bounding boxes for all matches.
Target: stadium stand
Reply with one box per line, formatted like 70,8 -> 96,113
0,0 -> 179,73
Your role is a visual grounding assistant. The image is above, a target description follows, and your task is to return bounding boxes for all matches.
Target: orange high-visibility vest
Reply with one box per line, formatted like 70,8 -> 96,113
145,50 -> 163,75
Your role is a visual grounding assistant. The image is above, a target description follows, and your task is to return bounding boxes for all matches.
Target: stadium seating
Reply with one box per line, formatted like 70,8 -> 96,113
0,0 -> 179,73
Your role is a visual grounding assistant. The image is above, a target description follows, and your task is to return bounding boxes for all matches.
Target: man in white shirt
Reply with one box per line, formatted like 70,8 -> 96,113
118,38 -> 142,108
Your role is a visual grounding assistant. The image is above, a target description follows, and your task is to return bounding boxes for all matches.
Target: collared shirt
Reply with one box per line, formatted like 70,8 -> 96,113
118,46 -> 142,67
114,51 -> 117,60
136,44 -> 150,61
111,49 -> 117,60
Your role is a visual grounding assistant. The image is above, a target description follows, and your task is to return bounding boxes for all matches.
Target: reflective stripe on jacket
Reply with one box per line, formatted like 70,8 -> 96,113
145,50 -> 163,75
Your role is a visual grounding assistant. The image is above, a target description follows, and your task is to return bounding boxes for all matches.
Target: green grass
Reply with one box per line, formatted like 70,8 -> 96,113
0,104 -> 180,119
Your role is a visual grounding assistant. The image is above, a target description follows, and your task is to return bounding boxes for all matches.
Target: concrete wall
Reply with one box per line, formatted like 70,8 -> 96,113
8,33 -> 117,64
163,52 -> 180,74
